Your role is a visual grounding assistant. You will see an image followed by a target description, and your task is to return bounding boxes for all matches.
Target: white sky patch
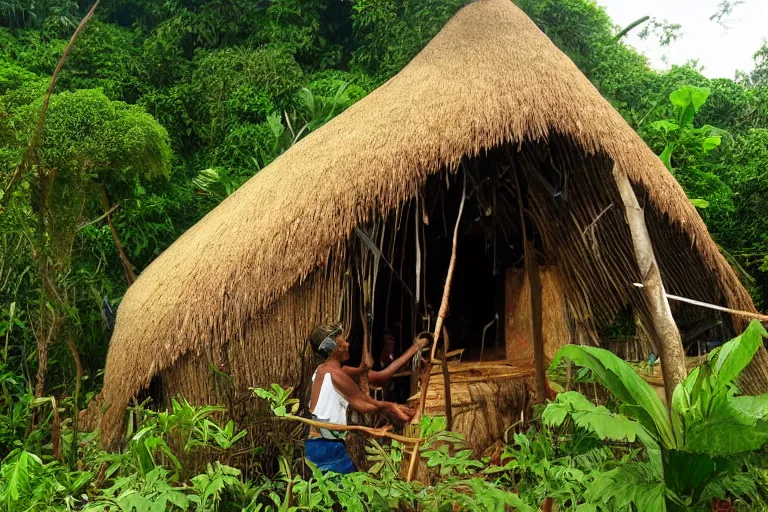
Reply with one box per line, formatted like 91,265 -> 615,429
597,0 -> 767,79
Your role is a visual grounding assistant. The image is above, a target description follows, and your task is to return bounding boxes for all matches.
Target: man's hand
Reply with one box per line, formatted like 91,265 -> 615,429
387,402 -> 415,422
362,351 -> 375,371
408,335 -> 429,356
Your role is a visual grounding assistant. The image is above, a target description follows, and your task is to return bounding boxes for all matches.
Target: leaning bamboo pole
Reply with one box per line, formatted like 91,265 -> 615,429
405,172 -> 466,482
615,167 -> 686,404
440,327 -> 453,431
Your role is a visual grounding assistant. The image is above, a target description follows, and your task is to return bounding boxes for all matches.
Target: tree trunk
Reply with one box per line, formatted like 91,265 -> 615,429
615,168 -> 686,404
100,184 -> 137,285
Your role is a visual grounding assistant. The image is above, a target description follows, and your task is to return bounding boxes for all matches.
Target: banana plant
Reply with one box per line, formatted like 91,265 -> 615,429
546,320 -> 768,511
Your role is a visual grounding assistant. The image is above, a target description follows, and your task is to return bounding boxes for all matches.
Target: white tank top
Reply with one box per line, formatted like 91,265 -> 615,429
310,371 -> 349,439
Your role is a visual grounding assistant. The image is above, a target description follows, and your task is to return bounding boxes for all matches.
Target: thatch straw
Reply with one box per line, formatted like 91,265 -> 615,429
97,0 -> 756,446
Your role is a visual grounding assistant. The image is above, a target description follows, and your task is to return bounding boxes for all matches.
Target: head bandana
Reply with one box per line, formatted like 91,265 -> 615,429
310,323 -> 343,359
317,336 -> 338,358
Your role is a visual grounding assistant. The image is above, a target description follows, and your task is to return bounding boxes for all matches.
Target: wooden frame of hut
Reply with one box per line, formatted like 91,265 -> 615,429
88,0 -> 768,455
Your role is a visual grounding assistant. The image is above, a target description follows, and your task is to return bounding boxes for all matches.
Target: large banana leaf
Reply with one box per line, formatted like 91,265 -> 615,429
552,345 -> 677,448
679,321 -> 768,456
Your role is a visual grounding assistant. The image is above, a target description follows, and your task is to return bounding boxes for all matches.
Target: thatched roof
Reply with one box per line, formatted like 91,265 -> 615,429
98,0 -> 756,443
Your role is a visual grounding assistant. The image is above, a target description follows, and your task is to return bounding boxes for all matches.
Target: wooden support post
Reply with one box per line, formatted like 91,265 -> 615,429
615,168 -> 686,404
440,327 -> 453,431
525,238 -> 547,403
515,172 -> 547,402
405,172 -> 466,482
359,299 -> 372,396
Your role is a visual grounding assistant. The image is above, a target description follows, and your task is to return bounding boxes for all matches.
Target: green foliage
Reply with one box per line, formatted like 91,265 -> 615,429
349,0 -> 466,80
551,321 -> 768,510
646,86 -> 723,172
2,1 -> 768,509
190,46 -> 304,146
25,89 -> 172,183
252,384 -> 300,418
0,362 -> 33,457
748,40 -> 768,86
516,0 -> 615,78
55,21 -> 142,101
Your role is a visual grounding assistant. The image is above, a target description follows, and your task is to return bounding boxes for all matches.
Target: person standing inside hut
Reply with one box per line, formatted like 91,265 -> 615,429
306,324 -> 417,474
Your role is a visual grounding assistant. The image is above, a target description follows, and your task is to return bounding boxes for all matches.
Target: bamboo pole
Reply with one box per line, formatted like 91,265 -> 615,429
631,283 -> 768,322
359,300 -> 371,395
405,172 -> 466,482
615,168 -> 686,404
525,238 -> 547,402
440,327 -> 453,431
276,414 -> 423,444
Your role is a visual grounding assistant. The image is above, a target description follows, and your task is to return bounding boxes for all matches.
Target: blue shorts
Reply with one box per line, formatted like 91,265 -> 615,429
304,438 -> 357,474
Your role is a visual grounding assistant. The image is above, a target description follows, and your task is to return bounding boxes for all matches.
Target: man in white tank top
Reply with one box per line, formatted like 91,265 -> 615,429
305,323 -> 418,474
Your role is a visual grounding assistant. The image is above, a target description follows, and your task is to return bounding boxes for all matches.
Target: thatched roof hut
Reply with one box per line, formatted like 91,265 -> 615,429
94,0 -> 765,448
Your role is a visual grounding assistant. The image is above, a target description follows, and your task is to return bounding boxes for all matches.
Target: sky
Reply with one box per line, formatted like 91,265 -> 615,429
597,0 -> 767,79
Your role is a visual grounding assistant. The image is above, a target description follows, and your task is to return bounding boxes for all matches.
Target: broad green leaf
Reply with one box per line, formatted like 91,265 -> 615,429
712,320 -> 767,388
688,86 -> 711,112
670,86 -> 710,122
2,450 -> 34,501
553,345 -> 675,448
686,391 -> 768,455
635,483 -> 668,512
650,119 -> 680,133
563,393 -> 647,442
541,402 -> 569,427
669,87 -> 691,111
662,449 -> 717,497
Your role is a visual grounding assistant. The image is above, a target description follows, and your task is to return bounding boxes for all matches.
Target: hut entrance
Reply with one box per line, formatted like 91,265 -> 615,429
348,144 -> 573,445
359,145 -> 570,369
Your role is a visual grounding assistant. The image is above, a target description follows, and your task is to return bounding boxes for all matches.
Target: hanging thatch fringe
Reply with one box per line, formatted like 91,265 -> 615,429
96,0 -> 757,446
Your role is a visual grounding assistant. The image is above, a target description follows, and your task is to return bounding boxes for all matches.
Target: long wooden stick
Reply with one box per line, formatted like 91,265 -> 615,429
406,172 -> 466,482
440,326 -> 453,431
277,414 -> 423,444
359,299 -> 371,395
100,184 -> 137,285
632,283 -> 768,322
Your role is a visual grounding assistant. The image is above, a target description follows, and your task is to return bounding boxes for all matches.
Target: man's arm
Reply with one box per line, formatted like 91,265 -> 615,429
368,337 -> 428,387
330,370 -> 412,421
341,364 -> 366,378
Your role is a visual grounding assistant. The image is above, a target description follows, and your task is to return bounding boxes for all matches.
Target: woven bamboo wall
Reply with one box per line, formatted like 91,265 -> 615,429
505,266 -> 570,364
